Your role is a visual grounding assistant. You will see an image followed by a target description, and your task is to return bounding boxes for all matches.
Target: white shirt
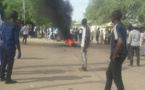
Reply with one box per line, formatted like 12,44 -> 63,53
54,29 -> 58,34
22,26 -> 29,35
79,29 -> 83,34
105,31 -> 109,37
81,28 -> 86,47
128,29 -> 140,46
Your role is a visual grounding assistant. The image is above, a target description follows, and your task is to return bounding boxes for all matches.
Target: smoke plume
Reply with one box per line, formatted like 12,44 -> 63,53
42,0 -> 73,40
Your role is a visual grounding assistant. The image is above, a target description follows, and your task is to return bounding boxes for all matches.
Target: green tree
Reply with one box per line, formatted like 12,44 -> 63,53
3,0 -> 23,20
0,0 -> 5,10
85,0 -> 145,25
1,0 -> 50,26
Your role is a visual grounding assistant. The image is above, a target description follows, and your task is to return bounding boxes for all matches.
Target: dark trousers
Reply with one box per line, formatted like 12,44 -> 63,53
130,46 -> 140,65
79,34 -> 82,41
105,57 -> 126,90
1,48 -> 15,80
0,47 -> 1,77
127,44 -> 130,59
108,37 -> 110,44
75,35 -> 78,41
105,37 -> 108,44
105,37 -> 110,44
96,36 -> 99,43
23,35 -> 28,44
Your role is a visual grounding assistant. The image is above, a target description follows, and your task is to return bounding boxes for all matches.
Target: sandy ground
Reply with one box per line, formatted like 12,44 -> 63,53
0,38 -> 145,90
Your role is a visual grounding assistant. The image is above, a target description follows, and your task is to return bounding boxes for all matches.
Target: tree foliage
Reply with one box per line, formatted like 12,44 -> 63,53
0,0 -> 5,10
3,0 -> 23,20
0,0 -> 51,26
85,0 -> 145,25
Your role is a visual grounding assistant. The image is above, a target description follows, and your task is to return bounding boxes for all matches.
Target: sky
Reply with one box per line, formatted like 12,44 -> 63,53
69,0 -> 89,21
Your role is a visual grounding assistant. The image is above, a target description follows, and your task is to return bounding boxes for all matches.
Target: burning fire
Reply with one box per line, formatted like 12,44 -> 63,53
65,39 -> 77,46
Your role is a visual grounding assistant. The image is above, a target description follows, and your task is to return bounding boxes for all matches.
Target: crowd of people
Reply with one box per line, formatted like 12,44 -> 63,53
0,9 -> 145,90
71,26 -> 112,44
71,27 -> 83,42
33,26 -> 59,40
96,28 -> 111,44
80,10 -> 145,90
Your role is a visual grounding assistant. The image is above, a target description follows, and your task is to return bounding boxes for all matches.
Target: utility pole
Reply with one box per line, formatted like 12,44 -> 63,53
22,0 -> 25,25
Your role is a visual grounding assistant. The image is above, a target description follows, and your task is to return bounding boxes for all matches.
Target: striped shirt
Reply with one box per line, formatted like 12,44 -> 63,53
110,21 -> 127,59
81,26 -> 90,48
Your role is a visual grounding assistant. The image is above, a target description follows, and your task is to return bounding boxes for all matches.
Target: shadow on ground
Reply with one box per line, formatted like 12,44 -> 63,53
24,80 -> 104,90
89,67 -> 130,71
13,69 -> 74,75
14,62 -> 108,70
17,75 -> 91,84
20,57 -> 47,60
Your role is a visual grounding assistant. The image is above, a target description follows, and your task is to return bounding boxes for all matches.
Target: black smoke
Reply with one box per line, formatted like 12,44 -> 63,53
41,0 -> 73,40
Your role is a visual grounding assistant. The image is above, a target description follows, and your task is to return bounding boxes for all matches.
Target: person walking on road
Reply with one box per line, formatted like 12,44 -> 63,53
105,10 -> 127,90
96,28 -> 100,44
128,24 -> 140,66
1,11 -> 21,84
79,19 -> 90,71
21,24 -> 29,45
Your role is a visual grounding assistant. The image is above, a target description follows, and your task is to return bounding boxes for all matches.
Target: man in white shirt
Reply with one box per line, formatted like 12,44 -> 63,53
21,25 -> 29,45
128,24 -> 140,66
79,19 -> 90,71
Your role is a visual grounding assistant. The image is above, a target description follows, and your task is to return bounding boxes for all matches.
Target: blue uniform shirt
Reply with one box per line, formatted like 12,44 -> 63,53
1,21 -> 20,52
110,21 -> 127,59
